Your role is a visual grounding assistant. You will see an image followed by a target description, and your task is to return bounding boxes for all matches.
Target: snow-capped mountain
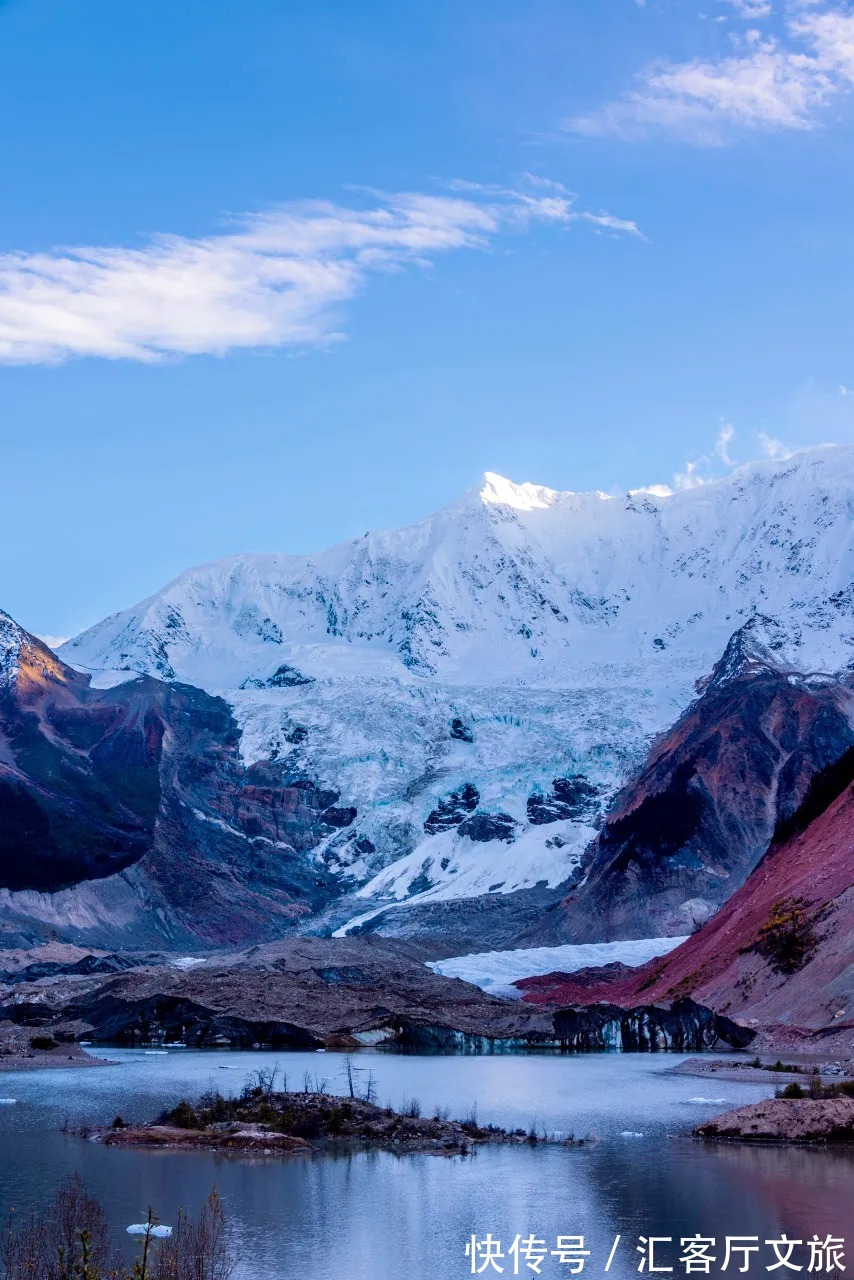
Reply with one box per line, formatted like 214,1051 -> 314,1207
59,446 -> 854,939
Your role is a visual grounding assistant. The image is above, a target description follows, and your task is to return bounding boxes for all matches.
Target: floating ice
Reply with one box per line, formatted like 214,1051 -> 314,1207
126,1225 -> 172,1238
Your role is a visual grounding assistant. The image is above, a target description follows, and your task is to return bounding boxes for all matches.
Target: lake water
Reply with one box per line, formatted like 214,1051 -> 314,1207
0,1048 -> 851,1279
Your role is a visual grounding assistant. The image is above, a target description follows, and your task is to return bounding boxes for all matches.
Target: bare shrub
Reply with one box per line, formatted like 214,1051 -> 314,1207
1,1176 -> 234,1280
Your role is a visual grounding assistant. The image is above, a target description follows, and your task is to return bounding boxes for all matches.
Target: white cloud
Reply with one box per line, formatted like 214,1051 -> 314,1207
643,427 -> 819,496
673,422 -> 737,488
565,3 -> 854,143
724,0 -> 773,17
671,424 -> 800,488
715,421 -> 737,464
758,431 -> 795,458
0,182 -> 640,366
673,458 -> 711,489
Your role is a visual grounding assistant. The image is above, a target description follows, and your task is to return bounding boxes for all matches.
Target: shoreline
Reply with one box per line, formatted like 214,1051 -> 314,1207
0,1044 -> 112,1072
694,1096 -> 854,1145
0,1053 -> 111,1072
670,1056 -> 854,1086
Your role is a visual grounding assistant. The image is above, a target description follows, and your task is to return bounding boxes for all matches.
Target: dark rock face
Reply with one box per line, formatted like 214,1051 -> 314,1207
551,998 -> 755,1053
424,783 -> 479,834
449,717 -> 474,743
544,627 -> 854,941
72,993 -> 324,1050
527,776 -> 600,825
0,643 -> 163,891
385,1020 -> 553,1054
458,811 -> 517,843
0,618 -> 351,945
241,663 -> 314,689
231,770 -> 355,847
1,953 -> 145,983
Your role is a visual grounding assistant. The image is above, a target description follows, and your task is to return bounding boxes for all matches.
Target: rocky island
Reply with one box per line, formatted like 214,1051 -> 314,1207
93,1080 -> 564,1156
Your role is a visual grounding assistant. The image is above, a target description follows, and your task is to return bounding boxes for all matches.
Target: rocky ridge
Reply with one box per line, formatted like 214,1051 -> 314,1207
0,936 -> 753,1055
519,747 -> 854,1035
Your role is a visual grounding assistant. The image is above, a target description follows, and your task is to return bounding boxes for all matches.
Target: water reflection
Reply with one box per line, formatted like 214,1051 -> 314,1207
0,1049 -> 849,1279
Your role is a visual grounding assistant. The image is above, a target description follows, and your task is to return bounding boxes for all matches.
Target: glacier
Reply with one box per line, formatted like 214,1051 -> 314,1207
59,445 -> 854,925
428,937 -> 689,998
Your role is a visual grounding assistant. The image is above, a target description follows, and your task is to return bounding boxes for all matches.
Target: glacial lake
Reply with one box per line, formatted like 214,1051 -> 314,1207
0,1048 -> 851,1279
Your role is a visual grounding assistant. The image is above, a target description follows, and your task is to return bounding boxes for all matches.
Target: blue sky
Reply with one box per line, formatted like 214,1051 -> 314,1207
1,0 -> 853,639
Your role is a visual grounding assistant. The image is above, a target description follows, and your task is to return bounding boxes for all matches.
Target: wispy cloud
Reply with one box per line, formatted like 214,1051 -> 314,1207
0,181 -> 640,365
672,457 -> 711,490
674,422 -> 738,487
724,0 -> 774,18
565,3 -> 854,144
714,421 -> 736,465
668,424 -> 798,490
758,430 -> 795,459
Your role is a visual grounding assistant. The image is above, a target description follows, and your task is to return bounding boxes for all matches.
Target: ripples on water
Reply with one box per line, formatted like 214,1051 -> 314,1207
0,1048 -> 850,1279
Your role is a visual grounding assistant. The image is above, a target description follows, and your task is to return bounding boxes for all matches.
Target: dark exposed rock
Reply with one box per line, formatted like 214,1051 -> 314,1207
322,806 -> 357,828
527,776 -> 600,825
2,953 -> 145,984
423,783 -> 479,834
241,664 -> 314,690
449,717 -> 474,743
70,993 -> 325,1050
551,998 -> 755,1053
458,811 -> 517,843
386,1021 -> 554,1054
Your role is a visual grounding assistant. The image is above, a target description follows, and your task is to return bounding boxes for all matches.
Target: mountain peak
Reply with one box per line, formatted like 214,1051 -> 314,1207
701,615 -> 794,694
477,472 -> 560,512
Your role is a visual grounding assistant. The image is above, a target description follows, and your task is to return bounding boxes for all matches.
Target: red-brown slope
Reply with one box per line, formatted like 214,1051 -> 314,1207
519,758 -> 854,1030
